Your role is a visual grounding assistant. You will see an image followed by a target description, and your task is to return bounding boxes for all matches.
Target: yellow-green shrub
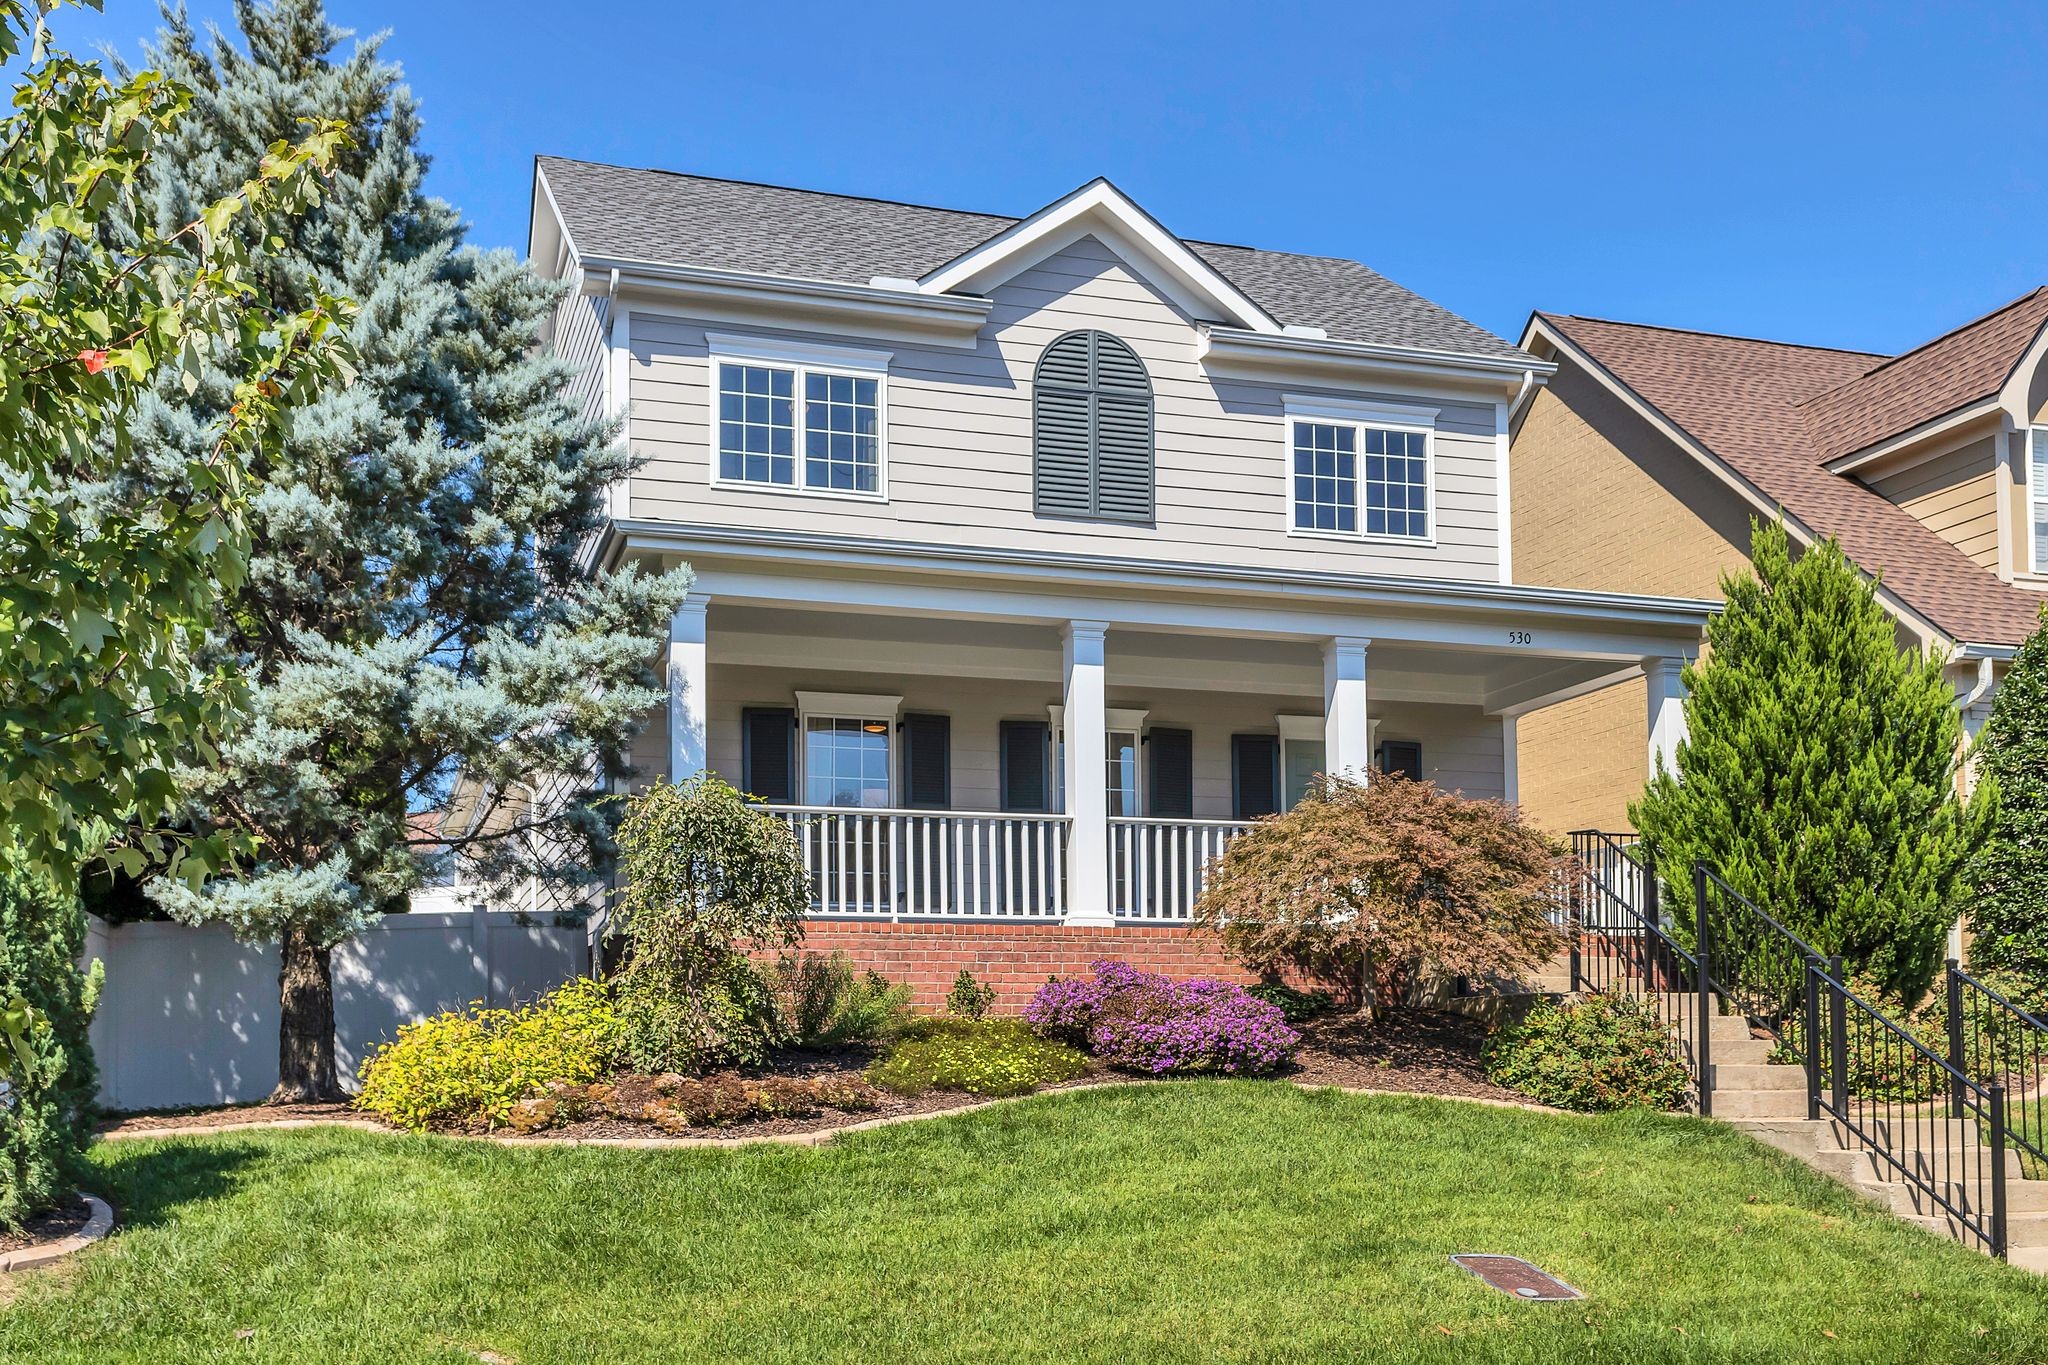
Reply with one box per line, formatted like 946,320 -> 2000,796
354,978 -> 620,1131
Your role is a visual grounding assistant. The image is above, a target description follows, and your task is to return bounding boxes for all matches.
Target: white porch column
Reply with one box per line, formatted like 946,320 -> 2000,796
667,593 -> 710,782
1644,655 -> 1688,781
1501,714 -> 1520,806
1062,620 -> 1112,926
1322,636 -> 1372,781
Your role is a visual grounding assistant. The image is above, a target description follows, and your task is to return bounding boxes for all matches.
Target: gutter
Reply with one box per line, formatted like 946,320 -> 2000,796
604,518 -> 1723,630
1200,325 -> 1556,384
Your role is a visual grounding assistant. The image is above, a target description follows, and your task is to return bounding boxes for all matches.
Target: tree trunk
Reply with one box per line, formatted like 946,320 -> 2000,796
1355,948 -> 1377,1024
271,927 -> 342,1103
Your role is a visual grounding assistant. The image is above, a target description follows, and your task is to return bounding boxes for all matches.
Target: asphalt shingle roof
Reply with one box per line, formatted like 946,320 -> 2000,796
535,156 -> 1533,361
1540,311 -> 2046,647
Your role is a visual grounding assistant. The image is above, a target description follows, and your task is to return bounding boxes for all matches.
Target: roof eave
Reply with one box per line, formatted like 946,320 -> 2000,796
576,256 -> 993,347
1201,326 -> 1549,395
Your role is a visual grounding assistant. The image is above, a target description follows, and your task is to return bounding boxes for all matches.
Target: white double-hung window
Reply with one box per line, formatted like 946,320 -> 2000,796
1283,396 -> 1438,543
2032,427 -> 2048,575
708,334 -> 889,499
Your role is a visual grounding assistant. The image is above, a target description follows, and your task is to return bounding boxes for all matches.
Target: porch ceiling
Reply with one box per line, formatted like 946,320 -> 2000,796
710,605 -> 1636,712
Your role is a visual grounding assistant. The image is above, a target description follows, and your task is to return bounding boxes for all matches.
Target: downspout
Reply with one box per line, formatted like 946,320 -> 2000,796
1510,367 -> 1538,422
1949,652 -> 1999,963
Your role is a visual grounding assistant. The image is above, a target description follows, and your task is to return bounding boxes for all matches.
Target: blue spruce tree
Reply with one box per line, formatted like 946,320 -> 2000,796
128,1 -> 689,1099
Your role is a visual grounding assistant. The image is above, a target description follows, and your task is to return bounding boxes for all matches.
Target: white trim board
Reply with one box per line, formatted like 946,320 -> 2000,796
918,178 -> 1280,335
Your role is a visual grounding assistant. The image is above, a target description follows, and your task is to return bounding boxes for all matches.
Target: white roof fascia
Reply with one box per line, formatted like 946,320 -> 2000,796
916,178 -> 1282,334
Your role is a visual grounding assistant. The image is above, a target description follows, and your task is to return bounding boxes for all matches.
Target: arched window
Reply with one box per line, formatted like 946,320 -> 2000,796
1032,330 -> 1154,521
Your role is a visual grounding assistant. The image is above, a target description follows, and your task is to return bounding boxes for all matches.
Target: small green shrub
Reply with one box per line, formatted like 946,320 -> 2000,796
1483,993 -> 1690,1112
866,1018 -> 1089,1098
1245,983 -> 1336,1023
355,978 -> 621,1131
612,776 -> 809,1075
616,956 -> 777,1074
946,970 -> 997,1020
766,952 -> 913,1049
0,863 -> 100,1227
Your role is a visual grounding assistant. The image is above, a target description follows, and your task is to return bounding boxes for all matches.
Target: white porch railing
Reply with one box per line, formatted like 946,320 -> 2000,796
1108,816 -> 1250,923
767,806 -> 1070,919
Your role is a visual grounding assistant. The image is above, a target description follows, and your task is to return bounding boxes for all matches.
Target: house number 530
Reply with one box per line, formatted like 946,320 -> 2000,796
1507,630 -> 1533,645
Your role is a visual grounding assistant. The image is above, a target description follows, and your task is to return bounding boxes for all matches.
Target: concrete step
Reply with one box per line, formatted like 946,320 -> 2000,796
1866,1175 -> 2048,1219
1712,1063 -> 1807,1092
1729,1117 -> 1829,1159
1909,1209 -> 2048,1248
1711,1087 -> 1811,1119
2011,1246 -> 2048,1273
1680,1035 -> 1777,1067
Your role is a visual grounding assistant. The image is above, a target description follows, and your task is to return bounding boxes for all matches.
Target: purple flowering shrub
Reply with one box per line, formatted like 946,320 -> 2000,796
1024,960 -> 1299,1075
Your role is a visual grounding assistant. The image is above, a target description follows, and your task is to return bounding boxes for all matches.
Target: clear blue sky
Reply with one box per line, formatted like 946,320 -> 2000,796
55,0 -> 2048,354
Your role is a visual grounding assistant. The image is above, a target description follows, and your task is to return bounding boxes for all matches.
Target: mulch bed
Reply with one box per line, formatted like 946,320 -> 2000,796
100,1102 -> 368,1135
0,1195 -> 94,1255
95,1009 -> 1526,1143
1286,1008 -> 1523,1104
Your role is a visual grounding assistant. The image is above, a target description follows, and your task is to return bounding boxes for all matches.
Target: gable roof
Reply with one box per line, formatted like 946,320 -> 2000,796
1532,310 -> 2043,647
534,156 -> 1533,362
1794,288 -> 2048,464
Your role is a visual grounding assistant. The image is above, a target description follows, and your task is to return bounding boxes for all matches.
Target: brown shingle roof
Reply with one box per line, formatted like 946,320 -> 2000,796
1536,310 -> 2044,646
1798,288 -> 2048,463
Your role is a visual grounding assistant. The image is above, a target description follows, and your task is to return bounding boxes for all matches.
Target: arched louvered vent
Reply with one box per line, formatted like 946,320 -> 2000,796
1032,330 -> 1154,522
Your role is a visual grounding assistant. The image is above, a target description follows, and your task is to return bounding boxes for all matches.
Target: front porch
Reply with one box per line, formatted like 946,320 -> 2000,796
634,543 -> 1715,928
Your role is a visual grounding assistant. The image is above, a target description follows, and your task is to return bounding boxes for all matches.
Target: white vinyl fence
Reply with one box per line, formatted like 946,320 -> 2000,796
86,908 -> 591,1112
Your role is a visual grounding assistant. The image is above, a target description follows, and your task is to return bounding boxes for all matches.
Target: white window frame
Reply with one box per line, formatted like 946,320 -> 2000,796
1047,705 -> 1150,816
707,333 -> 891,503
794,691 -> 903,808
2030,426 -> 2048,577
1276,714 -> 1324,811
1281,395 -> 1439,547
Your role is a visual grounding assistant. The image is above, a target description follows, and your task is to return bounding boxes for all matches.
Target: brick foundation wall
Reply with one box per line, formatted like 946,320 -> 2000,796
774,920 -> 1311,1011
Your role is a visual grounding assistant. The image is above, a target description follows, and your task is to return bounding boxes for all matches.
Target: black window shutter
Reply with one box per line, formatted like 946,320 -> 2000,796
741,707 -> 796,804
1378,740 -> 1422,781
1033,330 -> 1153,522
999,720 -> 1050,813
902,713 -> 951,809
1148,727 -> 1193,819
1231,734 -> 1280,820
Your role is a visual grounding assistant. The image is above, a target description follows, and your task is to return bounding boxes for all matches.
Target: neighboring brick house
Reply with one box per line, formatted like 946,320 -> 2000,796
1510,293 -> 2048,833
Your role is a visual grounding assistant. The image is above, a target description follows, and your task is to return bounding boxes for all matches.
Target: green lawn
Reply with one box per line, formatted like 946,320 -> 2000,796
4,1085 -> 2047,1363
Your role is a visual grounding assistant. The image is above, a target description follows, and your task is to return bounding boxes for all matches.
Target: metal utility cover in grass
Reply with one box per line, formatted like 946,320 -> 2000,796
1449,1255 -> 1583,1301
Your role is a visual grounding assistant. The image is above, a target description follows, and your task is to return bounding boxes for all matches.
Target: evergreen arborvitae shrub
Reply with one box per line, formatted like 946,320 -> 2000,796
0,861 -> 100,1226
1631,521 -> 1988,1004
1967,606 -> 2048,986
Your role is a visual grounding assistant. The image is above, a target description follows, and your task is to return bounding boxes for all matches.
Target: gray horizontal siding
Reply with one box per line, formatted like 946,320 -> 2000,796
626,234 -> 1502,579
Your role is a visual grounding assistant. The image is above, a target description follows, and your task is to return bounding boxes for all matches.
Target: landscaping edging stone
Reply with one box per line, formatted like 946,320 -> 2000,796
99,1080 -> 1572,1150
0,1194 -> 114,1273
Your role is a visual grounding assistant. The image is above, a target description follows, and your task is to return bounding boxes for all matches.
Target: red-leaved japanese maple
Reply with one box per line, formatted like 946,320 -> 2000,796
1193,775 -> 1565,1021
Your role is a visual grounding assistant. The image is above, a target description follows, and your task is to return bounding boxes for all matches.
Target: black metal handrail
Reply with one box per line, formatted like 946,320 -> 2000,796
1569,839 -> 2012,1258
1806,956 -> 2009,1258
1568,831 -> 1707,1113
1949,964 -> 2048,1175
1693,866 -> 1822,1053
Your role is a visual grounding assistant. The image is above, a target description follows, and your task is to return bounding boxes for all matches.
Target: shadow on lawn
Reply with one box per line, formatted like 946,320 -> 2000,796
86,1137 -> 273,1232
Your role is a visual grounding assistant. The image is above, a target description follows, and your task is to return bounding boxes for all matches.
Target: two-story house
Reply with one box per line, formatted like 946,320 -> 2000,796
529,157 -> 1715,990
1510,295 -> 2048,834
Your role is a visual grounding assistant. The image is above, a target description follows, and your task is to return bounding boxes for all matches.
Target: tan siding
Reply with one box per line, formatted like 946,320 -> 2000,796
1864,436 -> 1999,571
1510,364 -> 1752,597
1507,358 -> 1744,834
1515,679 -> 1643,835
624,234 -> 1501,581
